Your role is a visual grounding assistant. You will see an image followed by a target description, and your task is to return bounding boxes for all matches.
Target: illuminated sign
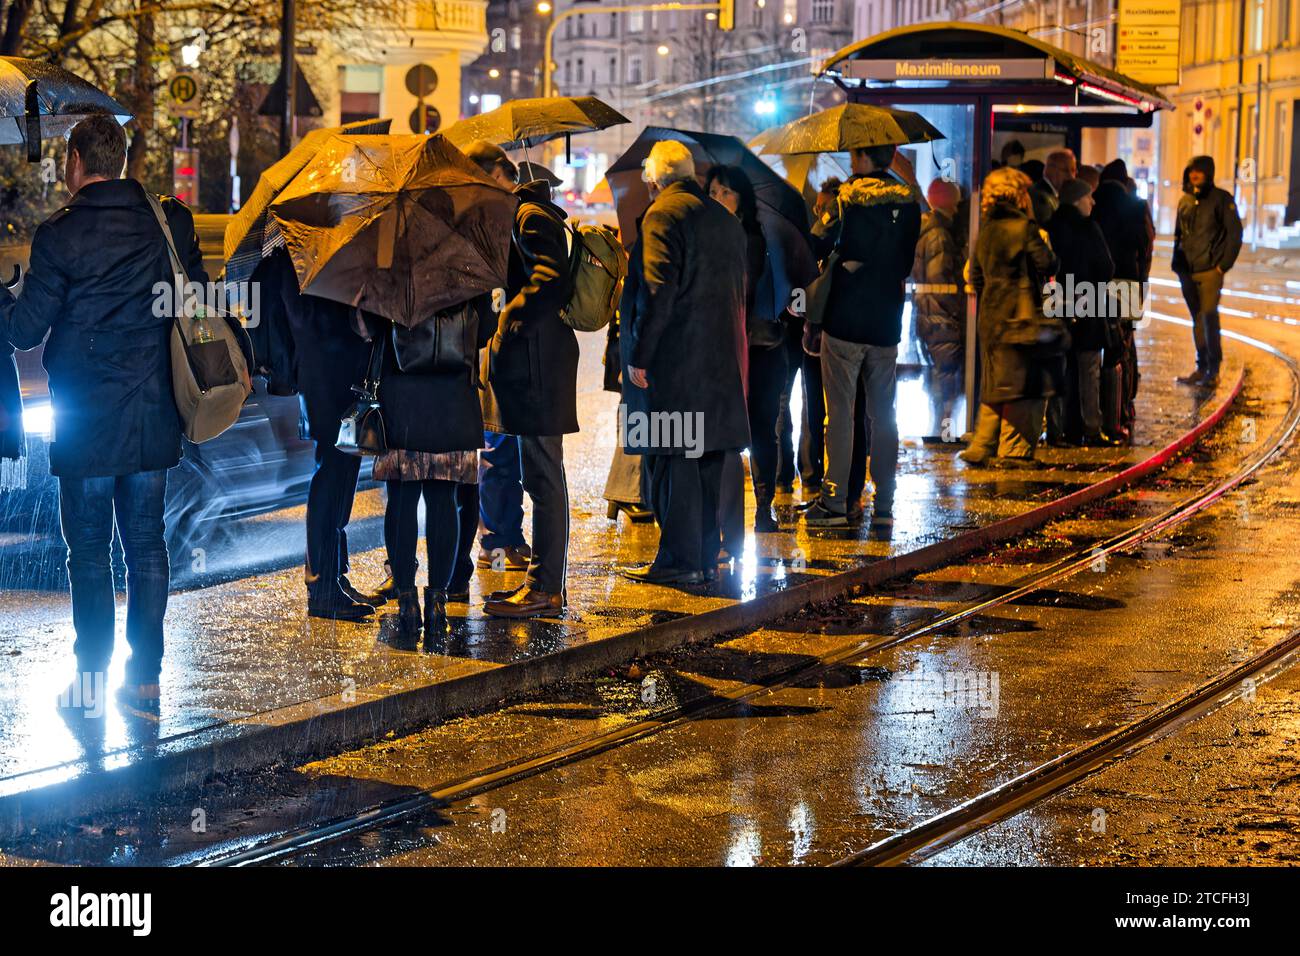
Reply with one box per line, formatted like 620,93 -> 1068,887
843,58 -> 1053,81
1117,0 -> 1181,86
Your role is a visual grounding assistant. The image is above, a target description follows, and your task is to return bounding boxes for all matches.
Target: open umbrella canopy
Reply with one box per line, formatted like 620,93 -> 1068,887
223,117 -> 391,286
0,57 -> 130,151
441,95 -> 628,151
759,150 -> 853,215
605,126 -> 808,249
761,103 -> 944,155
270,133 -> 516,327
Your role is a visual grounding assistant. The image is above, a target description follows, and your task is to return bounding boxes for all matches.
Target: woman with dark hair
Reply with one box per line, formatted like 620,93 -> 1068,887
961,166 -> 1061,468
707,163 -> 789,536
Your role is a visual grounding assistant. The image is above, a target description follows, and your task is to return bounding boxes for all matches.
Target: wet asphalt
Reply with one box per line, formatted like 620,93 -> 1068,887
5,259 -> 1300,866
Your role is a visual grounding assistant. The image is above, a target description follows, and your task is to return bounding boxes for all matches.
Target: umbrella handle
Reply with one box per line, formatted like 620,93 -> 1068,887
24,80 -> 41,164
3,265 -> 21,290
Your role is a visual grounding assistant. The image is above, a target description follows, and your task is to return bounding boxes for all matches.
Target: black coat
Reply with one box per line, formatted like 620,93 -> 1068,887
822,172 -> 922,346
1091,179 -> 1152,283
480,180 -> 579,437
1046,203 -> 1115,352
380,295 -> 498,454
1172,158 -> 1243,276
971,202 -> 1060,405
253,247 -> 371,443
627,179 -> 749,456
0,179 -> 208,478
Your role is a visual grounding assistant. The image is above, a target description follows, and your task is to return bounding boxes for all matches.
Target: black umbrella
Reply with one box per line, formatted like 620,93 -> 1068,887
605,126 -> 809,249
0,57 -> 131,162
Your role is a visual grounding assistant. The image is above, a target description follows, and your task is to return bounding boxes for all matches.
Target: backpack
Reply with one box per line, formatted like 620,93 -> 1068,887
559,220 -> 627,332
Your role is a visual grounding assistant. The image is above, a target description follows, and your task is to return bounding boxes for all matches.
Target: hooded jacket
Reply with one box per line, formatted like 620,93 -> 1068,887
822,172 -> 922,346
1172,156 -> 1243,276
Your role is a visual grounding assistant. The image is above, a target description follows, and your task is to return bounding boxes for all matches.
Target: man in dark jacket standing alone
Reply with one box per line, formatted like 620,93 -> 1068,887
622,141 -> 749,584
467,141 -> 578,619
0,116 -> 210,704
804,144 -> 921,528
1172,155 -> 1242,387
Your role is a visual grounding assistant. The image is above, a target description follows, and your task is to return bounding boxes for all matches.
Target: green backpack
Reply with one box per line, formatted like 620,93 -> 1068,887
560,221 -> 628,332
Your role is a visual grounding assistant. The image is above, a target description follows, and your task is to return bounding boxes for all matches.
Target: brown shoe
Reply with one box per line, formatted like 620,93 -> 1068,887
477,544 -> 532,571
483,587 -> 565,619
485,582 -> 524,602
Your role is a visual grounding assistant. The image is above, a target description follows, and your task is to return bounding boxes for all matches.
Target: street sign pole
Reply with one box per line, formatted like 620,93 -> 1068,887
280,0 -> 296,156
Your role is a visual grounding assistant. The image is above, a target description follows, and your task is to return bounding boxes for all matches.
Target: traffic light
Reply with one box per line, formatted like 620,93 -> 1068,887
718,0 -> 734,31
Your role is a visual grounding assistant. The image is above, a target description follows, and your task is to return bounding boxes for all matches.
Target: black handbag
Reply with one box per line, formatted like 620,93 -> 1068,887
336,330 -> 387,457
391,301 -> 477,375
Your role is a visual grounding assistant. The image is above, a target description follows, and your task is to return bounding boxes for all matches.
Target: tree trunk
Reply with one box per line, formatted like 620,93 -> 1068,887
0,0 -> 34,56
125,12 -> 156,182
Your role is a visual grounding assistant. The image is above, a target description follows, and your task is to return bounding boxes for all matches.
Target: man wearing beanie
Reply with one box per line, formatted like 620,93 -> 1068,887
1171,155 -> 1242,388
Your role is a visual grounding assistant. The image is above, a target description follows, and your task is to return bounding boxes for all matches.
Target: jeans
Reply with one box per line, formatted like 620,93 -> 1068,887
519,434 -> 569,594
304,438 -> 361,598
1181,268 -> 1224,374
58,470 -> 169,683
384,479 -> 458,591
819,332 -> 899,514
478,431 -> 525,551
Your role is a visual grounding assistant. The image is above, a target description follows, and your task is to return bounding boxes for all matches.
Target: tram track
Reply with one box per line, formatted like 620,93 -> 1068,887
173,320 -> 1300,868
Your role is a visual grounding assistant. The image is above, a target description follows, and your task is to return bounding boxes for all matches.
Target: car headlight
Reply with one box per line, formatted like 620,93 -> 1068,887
22,401 -> 53,441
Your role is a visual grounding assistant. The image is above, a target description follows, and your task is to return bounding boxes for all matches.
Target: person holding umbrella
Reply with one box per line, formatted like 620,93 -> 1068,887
465,140 -> 578,619
802,143 -> 921,529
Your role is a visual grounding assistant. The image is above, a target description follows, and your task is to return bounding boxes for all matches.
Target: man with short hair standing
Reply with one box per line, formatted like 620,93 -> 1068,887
0,115 -> 221,704
803,143 -> 921,529
1030,148 -> 1077,226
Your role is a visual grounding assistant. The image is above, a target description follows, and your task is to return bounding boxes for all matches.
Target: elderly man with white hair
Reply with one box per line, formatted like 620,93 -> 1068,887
620,140 -> 751,585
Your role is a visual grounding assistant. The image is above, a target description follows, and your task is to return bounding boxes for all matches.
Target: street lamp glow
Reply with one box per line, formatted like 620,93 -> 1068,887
181,43 -> 202,68
657,44 -> 670,56
537,1 -> 552,12
755,98 -> 777,117
489,68 -> 501,78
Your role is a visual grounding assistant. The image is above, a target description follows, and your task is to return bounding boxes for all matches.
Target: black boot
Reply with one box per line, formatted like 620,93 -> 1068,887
754,496 -> 779,533
423,587 -> 449,641
378,589 -> 421,650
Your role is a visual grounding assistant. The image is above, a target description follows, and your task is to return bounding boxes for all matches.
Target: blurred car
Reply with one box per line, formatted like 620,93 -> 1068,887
1,212 -> 369,580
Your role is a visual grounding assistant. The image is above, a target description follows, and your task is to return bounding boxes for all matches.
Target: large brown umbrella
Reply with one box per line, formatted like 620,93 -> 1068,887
441,95 -> 628,151
223,117 -> 391,286
270,133 -> 516,326
761,103 -> 944,155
